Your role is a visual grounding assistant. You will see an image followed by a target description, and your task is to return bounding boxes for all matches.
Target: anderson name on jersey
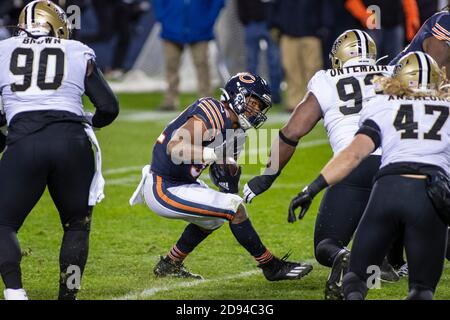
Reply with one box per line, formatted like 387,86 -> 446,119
359,94 -> 450,173
307,64 -> 393,154
0,35 -> 95,124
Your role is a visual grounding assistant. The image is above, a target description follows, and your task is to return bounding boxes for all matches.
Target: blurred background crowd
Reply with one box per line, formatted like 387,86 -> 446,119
0,0 -> 448,111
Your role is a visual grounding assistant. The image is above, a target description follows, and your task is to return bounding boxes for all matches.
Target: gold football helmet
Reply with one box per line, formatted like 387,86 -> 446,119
18,0 -> 71,39
393,51 -> 441,94
330,29 -> 377,69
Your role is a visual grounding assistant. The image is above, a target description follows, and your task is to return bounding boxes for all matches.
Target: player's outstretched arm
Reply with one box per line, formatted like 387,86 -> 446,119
288,134 -> 375,222
243,92 -> 322,203
84,61 -> 119,128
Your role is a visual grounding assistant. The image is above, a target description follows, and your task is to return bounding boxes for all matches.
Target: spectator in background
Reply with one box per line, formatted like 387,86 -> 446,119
237,0 -> 283,104
320,0 -> 361,69
152,0 -> 225,111
81,0 -> 149,80
417,0 -> 444,23
345,0 -> 420,62
269,0 -> 324,112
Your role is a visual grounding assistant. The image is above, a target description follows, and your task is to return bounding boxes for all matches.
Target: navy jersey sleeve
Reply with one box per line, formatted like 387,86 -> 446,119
188,98 -> 227,140
432,13 -> 450,43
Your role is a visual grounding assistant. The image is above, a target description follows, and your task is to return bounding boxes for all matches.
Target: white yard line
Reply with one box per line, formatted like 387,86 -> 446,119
115,270 -> 260,300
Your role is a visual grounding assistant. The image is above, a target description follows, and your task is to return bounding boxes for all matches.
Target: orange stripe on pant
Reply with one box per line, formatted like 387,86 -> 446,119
155,176 -> 234,220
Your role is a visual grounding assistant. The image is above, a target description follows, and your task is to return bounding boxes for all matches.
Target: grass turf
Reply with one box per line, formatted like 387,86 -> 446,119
2,92 -> 449,300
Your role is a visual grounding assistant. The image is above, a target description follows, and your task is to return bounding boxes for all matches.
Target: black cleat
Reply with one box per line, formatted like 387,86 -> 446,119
153,256 -> 203,280
325,248 -> 350,300
258,253 -> 313,281
380,258 -> 400,283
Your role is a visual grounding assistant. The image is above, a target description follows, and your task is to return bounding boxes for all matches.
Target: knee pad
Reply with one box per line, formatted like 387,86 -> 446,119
343,272 -> 368,300
407,286 -> 434,300
315,238 -> 342,267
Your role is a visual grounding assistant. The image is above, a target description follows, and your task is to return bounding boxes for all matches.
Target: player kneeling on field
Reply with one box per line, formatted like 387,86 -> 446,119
130,72 -> 312,281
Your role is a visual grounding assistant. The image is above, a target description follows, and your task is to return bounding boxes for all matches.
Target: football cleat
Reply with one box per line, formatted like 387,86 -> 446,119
397,263 -> 408,278
153,256 -> 203,280
325,248 -> 350,300
4,288 -> 28,300
258,253 -> 313,281
380,258 -> 400,283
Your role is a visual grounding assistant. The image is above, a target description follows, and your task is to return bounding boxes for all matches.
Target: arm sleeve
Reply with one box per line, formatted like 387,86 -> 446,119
84,63 -> 119,128
356,119 -> 382,149
0,110 -> 6,153
431,14 -> 450,43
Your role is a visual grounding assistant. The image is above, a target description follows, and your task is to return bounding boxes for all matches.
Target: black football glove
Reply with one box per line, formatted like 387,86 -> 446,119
209,162 -> 241,194
288,187 -> 313,223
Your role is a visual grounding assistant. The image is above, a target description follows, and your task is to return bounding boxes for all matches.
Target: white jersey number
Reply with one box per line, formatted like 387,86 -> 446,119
10,47 -> 65,92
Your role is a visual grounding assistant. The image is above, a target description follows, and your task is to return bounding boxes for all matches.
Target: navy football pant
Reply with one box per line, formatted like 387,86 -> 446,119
344,175 -> 448,299
0,122 -> 94,298
314,155 -> 381,267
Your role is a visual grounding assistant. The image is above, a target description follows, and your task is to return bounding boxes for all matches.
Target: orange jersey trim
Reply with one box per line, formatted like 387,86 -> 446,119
155,176 -> 233,220
203,99 -> 225,129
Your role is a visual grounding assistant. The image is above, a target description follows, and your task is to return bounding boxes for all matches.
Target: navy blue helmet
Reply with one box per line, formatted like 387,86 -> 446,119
220,72 -> 272,130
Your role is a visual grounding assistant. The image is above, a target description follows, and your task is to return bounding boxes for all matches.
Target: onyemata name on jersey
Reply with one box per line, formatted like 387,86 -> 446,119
0,35 -> 95,124
360,94 -> 450,173
307,64 -> 393,155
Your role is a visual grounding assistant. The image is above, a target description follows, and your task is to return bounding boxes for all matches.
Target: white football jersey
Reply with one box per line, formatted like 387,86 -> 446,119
360,94 -> 450,173
0,35 -> 95,124
308,63 -> 394,155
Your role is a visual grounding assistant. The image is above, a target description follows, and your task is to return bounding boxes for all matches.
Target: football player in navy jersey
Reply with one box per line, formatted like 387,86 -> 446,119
130,72 -> 313,282
391,9 -> 450,76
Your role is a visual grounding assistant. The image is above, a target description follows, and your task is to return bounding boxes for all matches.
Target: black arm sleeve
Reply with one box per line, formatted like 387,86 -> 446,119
84,64 -> 119,128
0,112 -> 6,153
356,119 -> 382,150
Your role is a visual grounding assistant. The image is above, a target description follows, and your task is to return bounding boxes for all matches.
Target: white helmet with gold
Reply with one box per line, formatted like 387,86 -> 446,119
393,51 -> 441,95
329,29 -> 377,68
18,0 -> 71,39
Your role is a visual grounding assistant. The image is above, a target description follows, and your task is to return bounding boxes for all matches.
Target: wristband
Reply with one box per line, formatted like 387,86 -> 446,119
279,130 -> 299,147
307,174 -> 329,198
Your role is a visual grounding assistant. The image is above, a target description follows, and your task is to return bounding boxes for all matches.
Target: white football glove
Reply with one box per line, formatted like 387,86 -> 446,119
243,183 -> 257,203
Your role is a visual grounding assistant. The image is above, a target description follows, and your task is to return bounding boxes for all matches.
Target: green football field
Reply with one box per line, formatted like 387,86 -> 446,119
3,92 -> 449,300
